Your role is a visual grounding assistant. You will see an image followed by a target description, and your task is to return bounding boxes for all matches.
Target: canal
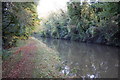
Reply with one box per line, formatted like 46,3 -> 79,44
37,37 -> 119,78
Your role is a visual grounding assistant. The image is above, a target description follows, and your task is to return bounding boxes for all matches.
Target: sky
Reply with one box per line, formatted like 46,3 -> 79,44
37,0 -> 70,18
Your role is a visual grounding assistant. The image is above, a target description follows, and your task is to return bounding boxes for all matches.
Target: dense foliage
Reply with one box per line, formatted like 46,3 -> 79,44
39,10 -> 69,39
2,2 -> 40,49
39,2 -> 120,47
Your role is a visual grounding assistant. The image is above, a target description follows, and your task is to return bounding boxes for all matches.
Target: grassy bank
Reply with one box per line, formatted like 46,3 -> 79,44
2,37 -> 66,78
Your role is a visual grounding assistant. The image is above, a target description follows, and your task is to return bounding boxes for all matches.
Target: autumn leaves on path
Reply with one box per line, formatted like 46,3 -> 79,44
3,38 -> 38,78
2,37 -> 62,78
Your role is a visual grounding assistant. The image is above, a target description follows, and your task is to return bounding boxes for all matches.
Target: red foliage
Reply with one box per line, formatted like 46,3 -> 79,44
3,41 -> 38,78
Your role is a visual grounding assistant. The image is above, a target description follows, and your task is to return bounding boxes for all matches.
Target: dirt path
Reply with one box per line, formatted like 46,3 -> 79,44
2,37 -> 63,78
3,38 -> 38,78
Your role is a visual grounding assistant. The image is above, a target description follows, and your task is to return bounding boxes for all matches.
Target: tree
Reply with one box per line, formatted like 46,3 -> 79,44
2,2 -> 40,49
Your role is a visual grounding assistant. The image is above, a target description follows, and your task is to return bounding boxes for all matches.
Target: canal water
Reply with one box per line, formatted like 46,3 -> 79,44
37,37 -> 119,78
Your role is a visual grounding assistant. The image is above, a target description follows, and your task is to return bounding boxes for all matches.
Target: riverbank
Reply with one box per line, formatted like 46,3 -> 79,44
2,37 -> 65,78
2,37 -> 119,78
32,36 -> 119,78
33,33 -> 120,48
37,2 -> 120,48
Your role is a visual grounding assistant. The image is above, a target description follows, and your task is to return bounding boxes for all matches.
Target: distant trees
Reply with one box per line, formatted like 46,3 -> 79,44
39,2 -> 120,47
2,2 -> 40,49
39,10 -> 69,39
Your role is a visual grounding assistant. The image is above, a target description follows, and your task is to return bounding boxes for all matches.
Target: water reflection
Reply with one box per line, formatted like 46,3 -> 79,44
38,38 -> 119,78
